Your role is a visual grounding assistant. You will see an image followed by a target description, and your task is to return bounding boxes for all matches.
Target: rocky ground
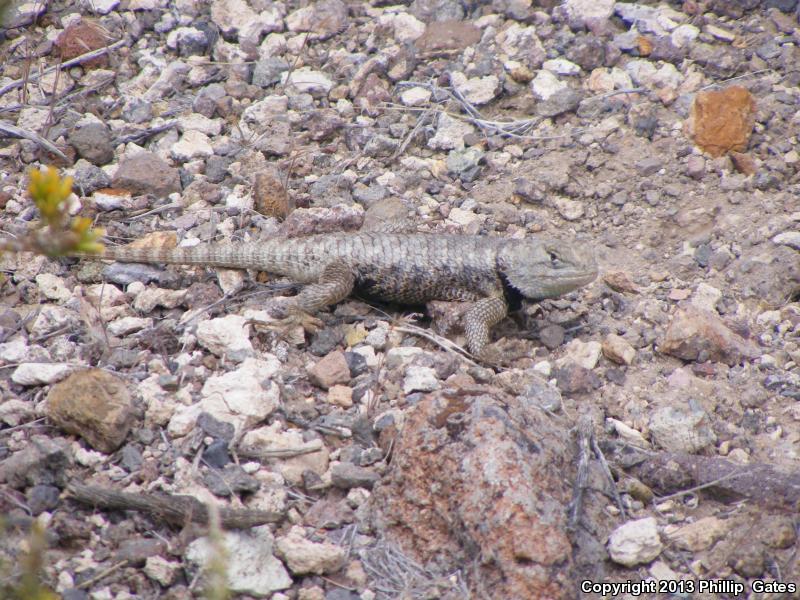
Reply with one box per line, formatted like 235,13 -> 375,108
1,0 -> 800,598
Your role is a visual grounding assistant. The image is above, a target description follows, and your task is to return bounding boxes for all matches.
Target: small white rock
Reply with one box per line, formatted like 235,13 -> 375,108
773,231 -> 800,251
403,366 -> 439,394
108,317 -> 153,336
670,23 -> 699,48
553,197 -> 585,221
399,86 -> 432,107
132,288 -> 187,312
196,314 -> 253,358
35,273 -> 72,302
274,526 -> 346,575
186,525 -> 291,595
388,12 -> 425,42
560,339 -> 602,370
690,282 -> 722,313
143,556 -> 179,587
450,72 -> 500,105
427,113 -> 475,151
177,112 -> 222,136
530,70 -> 567,101
200,357 -> 282,434
171,130 -> 213,161
543,58 -> 581,76
281,67 -> 334,95
11,363 -> 73,386
608,517 -> 663,567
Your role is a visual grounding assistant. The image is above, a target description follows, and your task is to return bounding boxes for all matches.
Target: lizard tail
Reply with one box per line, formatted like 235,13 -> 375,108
70,244 -> 270,270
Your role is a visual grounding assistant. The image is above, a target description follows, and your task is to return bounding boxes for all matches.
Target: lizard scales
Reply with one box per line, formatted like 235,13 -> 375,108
77,232 -> 598,357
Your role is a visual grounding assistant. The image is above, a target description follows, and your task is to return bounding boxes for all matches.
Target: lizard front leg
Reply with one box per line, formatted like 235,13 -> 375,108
464,295 -> 508,361
279,261 -> 356,333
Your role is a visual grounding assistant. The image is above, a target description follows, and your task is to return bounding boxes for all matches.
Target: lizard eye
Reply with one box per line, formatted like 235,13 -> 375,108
548,251 -> 561,266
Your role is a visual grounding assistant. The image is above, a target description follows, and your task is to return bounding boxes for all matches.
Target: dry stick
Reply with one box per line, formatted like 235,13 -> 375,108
0,39 -> 127,98
76,561 -> 127,590
67,481 -> 283,529
0,120 -> 68,160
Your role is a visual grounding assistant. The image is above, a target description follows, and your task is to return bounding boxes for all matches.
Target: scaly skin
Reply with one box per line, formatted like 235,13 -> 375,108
73,233 -> 598,357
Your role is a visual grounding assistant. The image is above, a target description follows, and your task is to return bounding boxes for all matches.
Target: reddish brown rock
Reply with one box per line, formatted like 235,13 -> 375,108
112,151 -> 181,197
659,305 -> 760,366
254,168 -> 291,219
308,350 -> 351,389
45,369 -> 134,453
370,390 -> 612,599
689,86 -> 756,158
55,20 -> 113,67
414,21 -> 481,56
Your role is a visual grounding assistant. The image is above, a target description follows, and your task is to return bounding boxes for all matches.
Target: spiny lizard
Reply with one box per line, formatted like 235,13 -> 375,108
71,232 -> 597,358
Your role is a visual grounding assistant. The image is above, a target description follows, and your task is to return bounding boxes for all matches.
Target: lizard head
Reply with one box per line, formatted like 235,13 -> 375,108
497,238 -> 598,300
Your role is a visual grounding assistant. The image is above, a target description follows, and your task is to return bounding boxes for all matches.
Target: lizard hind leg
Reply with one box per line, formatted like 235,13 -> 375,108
464,295 -> 508,361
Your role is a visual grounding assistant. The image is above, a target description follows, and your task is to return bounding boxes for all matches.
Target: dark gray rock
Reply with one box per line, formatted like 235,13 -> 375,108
202,439 -> 231,469
197,412 -> 235,442
120,444 -> 143,472
73,159 -> 111,195
0,436 -> 71,489
536,88 -> 583,117
204,464 -> 260,497
68,121 -> 114,166
331,462 -> 380,489
26,484 -> 61,515
252,57 -> 290,87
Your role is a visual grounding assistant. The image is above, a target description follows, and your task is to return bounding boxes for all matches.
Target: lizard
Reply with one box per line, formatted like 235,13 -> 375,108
67,232 -> 598,359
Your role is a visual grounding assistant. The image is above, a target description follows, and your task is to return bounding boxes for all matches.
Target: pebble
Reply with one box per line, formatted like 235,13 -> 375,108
666,516 -> 730,551
112,151 -> 181,196
199,357 -> 281,434
308,350 -> 351,389
241,424 -> 329,485
282,68 -> 334,96
648,404 -> 717,453
560,339 -> 602,370
608,517 -> 663,567
402,366 -> 440,393
68,116 -> 114,166
602,334 -> 636,365
274,526 -> 346,575
186,526 -> 291,595
530,70 -> 567,101
331,462 -> 380,490
428,113 -> 475,151
196,314 -> 253,360
450,73 -> 500,105
773,231 -> 800,250
45,369 -> 134,453
12,363 -> 74,386
399,86 -> 432,107
143,556 -> 180,587
660,305 -> 760,365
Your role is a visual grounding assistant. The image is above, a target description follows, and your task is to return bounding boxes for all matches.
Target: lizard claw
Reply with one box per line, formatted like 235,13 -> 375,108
252,306 -> 325,336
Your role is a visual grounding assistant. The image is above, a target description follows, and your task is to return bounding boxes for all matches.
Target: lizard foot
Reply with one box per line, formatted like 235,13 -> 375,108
475,343 -> 507,369
253,307 -> 325,336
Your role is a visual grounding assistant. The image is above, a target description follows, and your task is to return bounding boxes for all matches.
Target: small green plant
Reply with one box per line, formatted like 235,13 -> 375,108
202,504 -> 231,600
0,166 -> 104,257
0,518 -> 59,600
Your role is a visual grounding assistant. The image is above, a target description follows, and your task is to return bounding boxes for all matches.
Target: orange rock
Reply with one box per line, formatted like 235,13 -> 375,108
689,86 -> 756,158
55,20 -> 113,68
637,35 -> 653,57
729,151 -> 757,175
254,168 -> 292,219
